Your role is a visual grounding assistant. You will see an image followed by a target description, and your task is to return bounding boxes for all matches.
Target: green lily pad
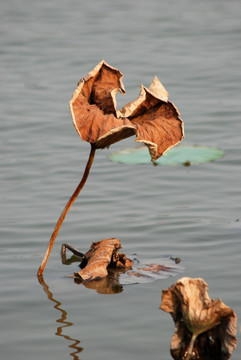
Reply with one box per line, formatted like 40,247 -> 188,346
109,145 -> 224,165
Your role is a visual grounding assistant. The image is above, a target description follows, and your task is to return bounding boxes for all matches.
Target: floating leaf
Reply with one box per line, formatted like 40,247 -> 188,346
123,258 -> 183,285
109,145 -> 224,165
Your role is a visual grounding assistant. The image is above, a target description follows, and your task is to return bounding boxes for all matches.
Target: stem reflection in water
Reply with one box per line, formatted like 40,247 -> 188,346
38,276 -> 83,360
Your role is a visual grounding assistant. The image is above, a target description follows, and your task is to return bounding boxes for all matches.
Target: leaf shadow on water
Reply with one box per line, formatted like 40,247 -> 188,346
38,276 -> 83,360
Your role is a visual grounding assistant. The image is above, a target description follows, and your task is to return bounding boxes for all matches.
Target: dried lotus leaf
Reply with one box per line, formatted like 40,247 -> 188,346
69,60 -> 184,162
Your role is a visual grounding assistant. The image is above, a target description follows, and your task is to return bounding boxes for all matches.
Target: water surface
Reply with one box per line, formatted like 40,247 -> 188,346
1,0 -> 240,359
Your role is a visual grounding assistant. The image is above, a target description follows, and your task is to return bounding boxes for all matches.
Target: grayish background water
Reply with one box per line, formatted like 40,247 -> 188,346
1,0 -> 240,359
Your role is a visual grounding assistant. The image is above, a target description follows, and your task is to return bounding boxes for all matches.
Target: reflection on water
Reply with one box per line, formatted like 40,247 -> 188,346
38,276 -> 83,360
74,270 -> 124,294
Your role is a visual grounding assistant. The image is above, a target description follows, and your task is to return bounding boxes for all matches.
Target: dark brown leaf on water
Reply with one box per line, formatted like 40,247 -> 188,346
69,60 -> 184,161
127,263 -> 174,280
160,277 -> 237,360
73,238 -> 133,281
139,264 -> 171,272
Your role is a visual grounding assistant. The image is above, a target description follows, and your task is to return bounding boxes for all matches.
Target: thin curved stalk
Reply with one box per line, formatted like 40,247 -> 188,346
37,144 -> 96,277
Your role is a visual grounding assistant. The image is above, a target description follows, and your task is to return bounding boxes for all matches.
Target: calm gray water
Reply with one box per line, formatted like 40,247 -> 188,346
1,0 -> 240,359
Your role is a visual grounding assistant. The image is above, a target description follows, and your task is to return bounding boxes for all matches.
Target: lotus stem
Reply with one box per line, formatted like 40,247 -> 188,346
185,333 -> 197,360
37,144 -> 96,277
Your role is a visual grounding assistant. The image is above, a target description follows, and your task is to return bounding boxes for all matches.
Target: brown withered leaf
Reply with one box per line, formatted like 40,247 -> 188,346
72,238 -> 133,281
37,61 -> 184,278
69,60 -> 184,161
160,277 -> 237,360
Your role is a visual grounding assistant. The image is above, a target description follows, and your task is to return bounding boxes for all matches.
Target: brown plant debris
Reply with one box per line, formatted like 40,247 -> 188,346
160,277 -> 237,360
62,238 -> 133,281
69,60 -> 184,162
139,264 -> 171,272
127,264 -> 172,278
37,61 -> 184,277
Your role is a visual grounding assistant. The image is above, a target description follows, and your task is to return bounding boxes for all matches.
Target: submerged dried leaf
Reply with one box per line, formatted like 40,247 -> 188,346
127,264 -> 171,278
139,264 -> 171,272
160,277 -> 237,360
69,238 -> 133,281
69,60 -> 184,161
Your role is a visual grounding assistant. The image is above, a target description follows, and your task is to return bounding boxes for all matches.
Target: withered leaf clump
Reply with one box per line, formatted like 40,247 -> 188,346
37,61 -> 184,277
69,60 -> 184,161
63,238 -> 133,281
62,242 -> 183,289
160,277 -> 237,360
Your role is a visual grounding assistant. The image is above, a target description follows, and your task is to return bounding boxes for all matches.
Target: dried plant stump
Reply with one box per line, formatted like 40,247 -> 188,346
62,238 -> 133,281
